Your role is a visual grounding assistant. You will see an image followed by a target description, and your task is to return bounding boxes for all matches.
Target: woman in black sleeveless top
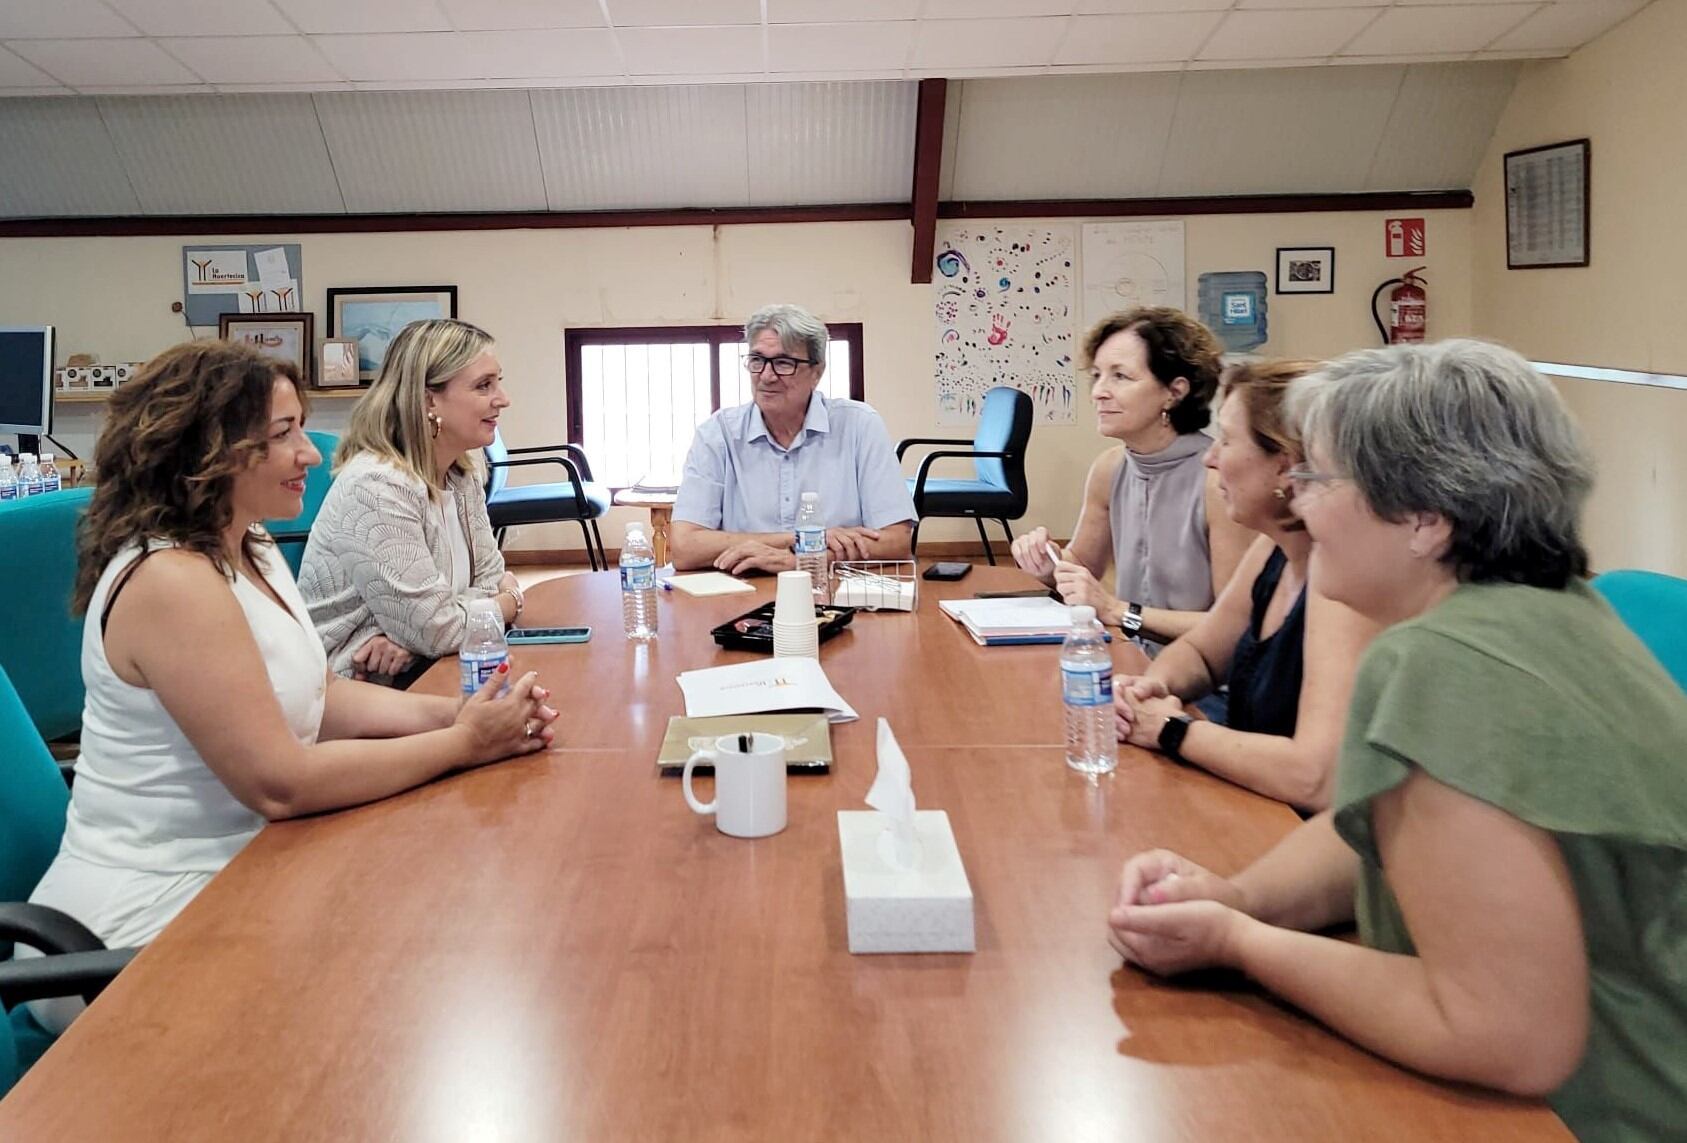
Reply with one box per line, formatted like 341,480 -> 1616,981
1110,361 -> 1379,812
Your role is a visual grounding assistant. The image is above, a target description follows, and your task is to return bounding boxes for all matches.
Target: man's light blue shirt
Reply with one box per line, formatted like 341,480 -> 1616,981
673,394 -> 916,534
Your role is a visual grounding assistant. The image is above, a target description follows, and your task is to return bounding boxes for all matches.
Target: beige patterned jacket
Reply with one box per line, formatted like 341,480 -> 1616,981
299,451 -> 505,676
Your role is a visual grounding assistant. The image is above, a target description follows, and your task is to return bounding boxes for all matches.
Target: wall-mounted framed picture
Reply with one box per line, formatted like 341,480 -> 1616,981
326,285 -> 459,383
1505,138 -> 1590,269
319,337 -> 362,388
219,312 -> 315,387
1274,246 -> 1335,294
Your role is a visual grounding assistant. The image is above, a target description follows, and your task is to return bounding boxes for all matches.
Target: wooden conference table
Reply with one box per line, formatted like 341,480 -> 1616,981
0,566 -> 1568,1141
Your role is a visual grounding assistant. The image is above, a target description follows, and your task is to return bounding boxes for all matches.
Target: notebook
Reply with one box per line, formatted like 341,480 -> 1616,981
937,596 -> 1097,646
663,571 -> 756,597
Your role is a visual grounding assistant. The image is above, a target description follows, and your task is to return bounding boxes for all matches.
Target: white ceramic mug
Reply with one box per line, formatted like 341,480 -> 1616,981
683,733 -> 788,839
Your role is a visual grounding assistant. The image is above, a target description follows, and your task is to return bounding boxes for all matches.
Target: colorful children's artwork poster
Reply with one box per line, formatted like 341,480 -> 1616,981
932,225 -> 1076,426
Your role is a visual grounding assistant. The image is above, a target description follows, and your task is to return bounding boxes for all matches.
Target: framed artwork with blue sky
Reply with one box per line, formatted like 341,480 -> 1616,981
327,286 -> 459,383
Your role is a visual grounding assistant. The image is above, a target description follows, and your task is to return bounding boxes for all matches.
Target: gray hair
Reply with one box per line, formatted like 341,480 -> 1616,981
1287,339 -> 1593,588
745,303 -> 828,371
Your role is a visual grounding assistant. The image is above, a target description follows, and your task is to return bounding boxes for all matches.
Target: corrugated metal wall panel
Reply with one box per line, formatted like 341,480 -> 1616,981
948,74 -> 1183,201
531,84 -> 750,210
314,89 -> 547,213
1156,66 -> 1405,197
1365,61 -> 1521,191
743,81 -> 915,205
96,95 -> 343,214
0,98 -> 139,217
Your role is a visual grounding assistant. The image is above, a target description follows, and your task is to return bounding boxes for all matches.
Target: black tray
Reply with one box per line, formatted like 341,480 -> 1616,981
710,601 -> 857,652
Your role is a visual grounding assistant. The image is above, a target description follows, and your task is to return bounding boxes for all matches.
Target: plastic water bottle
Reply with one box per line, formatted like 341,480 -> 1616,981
38,453 -> 60,493
1061,605 -> 1118,776
620,522 -> 658,641
458,598 -> 509,698
16,454 -> 40,498
0,457 -> 15,502
794,491 -> 829,605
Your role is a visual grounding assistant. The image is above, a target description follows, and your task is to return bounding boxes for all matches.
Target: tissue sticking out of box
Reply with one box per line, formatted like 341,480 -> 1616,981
865,718 -> 920,870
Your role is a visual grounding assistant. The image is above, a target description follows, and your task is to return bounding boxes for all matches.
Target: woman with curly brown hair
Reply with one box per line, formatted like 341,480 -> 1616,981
25,340 -> 557,1033
1010,308 -> 1254,652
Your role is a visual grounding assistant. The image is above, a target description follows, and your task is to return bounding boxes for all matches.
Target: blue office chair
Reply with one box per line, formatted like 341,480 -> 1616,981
483,430 -> 611,571
1591,569 -> 1687,691
0,665 -> 135,1092
896,386 -> 1033,565
264,430 -> 339,578
0,487 -> 94,742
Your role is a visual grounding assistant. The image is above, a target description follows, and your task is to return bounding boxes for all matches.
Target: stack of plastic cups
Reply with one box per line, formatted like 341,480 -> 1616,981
772,570 -> 821,660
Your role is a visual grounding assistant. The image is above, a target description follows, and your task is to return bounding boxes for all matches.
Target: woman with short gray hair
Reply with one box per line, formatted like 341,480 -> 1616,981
1106,339 -> 1686,1141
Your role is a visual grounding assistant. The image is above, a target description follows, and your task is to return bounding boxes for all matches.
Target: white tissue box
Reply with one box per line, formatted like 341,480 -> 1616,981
837,810 -> 975,954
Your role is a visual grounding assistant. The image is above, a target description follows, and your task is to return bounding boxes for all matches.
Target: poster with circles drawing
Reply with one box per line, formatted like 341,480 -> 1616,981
933,225 -> 1076,427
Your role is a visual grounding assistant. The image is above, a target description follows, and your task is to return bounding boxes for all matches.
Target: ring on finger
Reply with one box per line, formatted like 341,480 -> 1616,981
524,720 -> 535,738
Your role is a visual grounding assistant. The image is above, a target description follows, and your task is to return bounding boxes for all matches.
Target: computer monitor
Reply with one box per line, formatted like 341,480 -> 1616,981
0,325 -> 54,456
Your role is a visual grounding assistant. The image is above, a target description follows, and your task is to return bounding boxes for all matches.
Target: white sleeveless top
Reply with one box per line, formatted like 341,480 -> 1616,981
61,539 -> 327,874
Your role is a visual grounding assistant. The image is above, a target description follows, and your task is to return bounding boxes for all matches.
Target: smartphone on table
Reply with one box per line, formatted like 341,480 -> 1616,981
921,562 -> 973,581
506,626 -> 592,645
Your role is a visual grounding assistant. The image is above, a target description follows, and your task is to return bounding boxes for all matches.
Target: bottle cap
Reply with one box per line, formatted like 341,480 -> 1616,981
1071,605 -> 1096,624
800,491 -> 818,502
40,453 -> 52,462
19,454 -> 33,463
624,521 -> 645,536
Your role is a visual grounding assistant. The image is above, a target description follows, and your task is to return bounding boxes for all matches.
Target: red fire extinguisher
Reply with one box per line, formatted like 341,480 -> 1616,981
1370,268 -> 1427,345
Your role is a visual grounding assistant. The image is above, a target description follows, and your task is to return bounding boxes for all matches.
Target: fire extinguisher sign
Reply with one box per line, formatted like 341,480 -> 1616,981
1386,218 -> 1426,258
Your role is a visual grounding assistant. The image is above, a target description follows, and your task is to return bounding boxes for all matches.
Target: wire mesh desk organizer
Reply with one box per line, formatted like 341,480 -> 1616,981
831,561 -> 918,612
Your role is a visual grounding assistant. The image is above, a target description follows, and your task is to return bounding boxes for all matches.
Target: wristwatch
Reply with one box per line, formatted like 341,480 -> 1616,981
1157,713 -> 1193,763
1119,600 -> 1144,635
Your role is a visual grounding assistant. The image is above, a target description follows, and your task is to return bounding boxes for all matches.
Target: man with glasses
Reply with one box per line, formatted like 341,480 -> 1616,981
671,303 -> 915,574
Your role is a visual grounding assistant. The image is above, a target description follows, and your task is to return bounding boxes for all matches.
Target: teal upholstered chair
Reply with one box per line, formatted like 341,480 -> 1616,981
0,665 -> 135,1092
1591,569 -> 1687,690
0,486 -> 94,742
265,430 -> 339,577
897,386 -> 1034,565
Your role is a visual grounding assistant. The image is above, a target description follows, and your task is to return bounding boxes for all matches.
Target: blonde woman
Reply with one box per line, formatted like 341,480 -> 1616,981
300,319 -> 525,683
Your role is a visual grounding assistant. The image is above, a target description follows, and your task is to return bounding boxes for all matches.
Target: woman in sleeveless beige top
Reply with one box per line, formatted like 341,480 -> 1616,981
1011,308 -> 1253,647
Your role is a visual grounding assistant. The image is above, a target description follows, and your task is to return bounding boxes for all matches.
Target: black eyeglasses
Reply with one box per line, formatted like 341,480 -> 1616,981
744,353 -> 816,377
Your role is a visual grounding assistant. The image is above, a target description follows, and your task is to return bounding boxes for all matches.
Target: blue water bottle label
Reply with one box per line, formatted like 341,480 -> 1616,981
795,526 -> 825,555
1061,664 -> 1113,707
0,485 -> 14,501
621,558 -> 655,591
459,651 -> 508,696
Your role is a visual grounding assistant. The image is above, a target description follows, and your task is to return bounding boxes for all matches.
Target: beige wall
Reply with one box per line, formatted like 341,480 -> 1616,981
1470,0 -> 1687,575
0,207 -> 1471,554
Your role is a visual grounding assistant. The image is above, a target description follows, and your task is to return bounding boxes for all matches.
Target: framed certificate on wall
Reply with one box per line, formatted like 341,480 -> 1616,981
1505,139 -> 1590,269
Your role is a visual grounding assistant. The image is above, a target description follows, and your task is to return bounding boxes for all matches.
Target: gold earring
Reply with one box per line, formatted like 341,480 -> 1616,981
1271,487 -> 1288,501
1161,408 -> 1172,426
427,412 -> 442,439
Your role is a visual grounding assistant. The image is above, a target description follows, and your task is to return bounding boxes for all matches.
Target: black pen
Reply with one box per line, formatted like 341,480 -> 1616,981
738,733 -> 752,753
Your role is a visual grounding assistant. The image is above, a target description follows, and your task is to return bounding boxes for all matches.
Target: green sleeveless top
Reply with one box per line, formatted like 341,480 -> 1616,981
1332,580 -> 1687,1143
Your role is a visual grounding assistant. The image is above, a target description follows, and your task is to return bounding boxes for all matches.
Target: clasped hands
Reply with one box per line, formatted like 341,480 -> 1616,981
1107,849 -> 1258,978
713,526 -> 884,576
1112,675 -> 1187,750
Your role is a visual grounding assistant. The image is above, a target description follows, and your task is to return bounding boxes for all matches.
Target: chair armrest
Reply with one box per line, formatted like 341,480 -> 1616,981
896,436 -> 974,461
0,947 -> 138,1006
266,526 -> 310,545
56,759 -> 75,788
910,449 -> 1013,499
484,456 -> 591,513
504,443 -> 597,481
0,903 -> 105,957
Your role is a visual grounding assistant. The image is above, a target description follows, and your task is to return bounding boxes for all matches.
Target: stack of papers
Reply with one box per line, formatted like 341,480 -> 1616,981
631,472 -> 681,493
937,596 -> 1084,646
664,571 -> 755,597
677,657 -> 858,723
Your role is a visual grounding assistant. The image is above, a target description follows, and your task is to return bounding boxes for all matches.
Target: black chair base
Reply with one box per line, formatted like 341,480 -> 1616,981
493,518 -> 608,572
910,516 -> 1015,566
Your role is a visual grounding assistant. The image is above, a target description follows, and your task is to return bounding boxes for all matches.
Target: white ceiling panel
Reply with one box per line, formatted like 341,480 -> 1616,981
949,73 -> 1183,200
532,84 -> 749,209
1077,0 -> 1228,9
1053,12 -> 1226,66
438,0 -> 605,30
0,46 -> 55,86
1366,59 -> 1519,188
1158,65 -> 1404,195
0,98 -> 140,215
1488,0 -> 1648,52
158,36 -> 344,84
768,0 -> 920,21
1199,8 -> 1381,60
616,26 -> 764,75
104,0 -> 296,38
920,0 -> 1073,17
9,38 -> 202,86
0,1 -> 140,40
1238,0 -> 1387,7
269,0 -> 450,35
313,30 -> 622,81
910,17 -> 1068,70
768,22 -> 914,72
316,89 -> 548,211
743,80 -> 915,204
1342,4 -> 1541,55
607,0 -> 763,27
98,93 -> 344,212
